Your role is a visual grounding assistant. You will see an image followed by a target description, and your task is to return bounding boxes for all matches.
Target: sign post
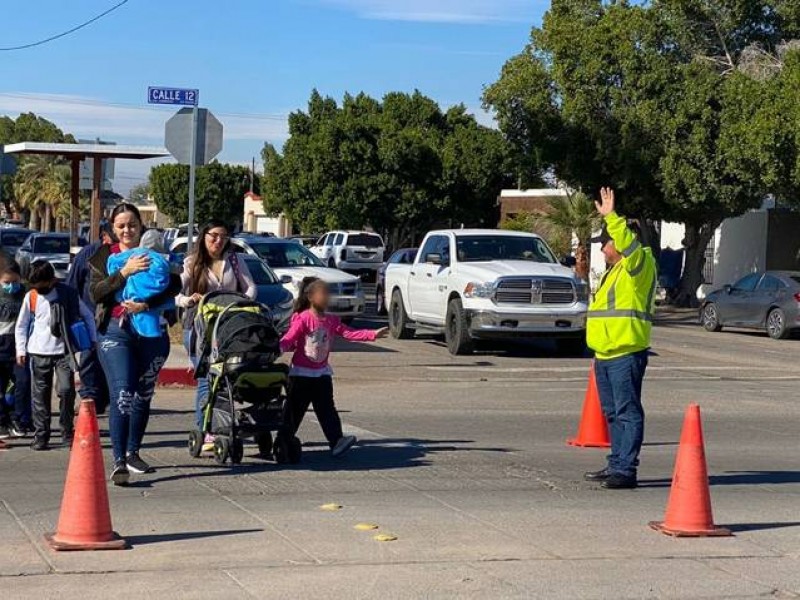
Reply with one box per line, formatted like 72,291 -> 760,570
149,86 -> 222,255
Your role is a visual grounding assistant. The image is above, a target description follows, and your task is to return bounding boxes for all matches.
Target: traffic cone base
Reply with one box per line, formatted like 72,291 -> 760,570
45,531 -> 127,551
648,521 -> 731,538
567,361 -> 611,448
44,399 -> 127,552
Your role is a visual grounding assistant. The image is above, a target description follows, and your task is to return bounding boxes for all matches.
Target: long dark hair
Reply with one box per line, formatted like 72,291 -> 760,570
109,203 -> 143,244
294,276 -> 327,313
189,220 -> 230,295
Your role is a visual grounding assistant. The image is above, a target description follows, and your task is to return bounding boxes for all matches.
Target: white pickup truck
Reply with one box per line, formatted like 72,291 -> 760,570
384,229 -> 589,355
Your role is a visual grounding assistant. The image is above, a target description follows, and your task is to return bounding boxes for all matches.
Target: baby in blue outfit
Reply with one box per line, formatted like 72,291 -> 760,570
107,229 -> 174,337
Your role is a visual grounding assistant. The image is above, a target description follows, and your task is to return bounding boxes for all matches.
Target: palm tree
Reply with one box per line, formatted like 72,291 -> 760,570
12,158 -> 72,231
536,191 -> 600,281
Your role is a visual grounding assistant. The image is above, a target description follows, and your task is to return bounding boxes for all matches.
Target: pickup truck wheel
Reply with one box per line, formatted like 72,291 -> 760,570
445,298 -> 474,356
389,290 -> 414,339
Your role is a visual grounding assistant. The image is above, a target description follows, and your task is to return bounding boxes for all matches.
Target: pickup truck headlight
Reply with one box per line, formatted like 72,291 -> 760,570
576,281 -> 590,302
464,282 -> 494,299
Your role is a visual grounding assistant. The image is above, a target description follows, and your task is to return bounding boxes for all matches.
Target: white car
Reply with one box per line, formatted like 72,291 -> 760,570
384,229 -> 589,355
170,236 -> 366,320
311,231 -> 385,276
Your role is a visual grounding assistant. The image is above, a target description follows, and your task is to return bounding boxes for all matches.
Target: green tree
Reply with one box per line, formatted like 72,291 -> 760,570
0,112 -> 75,221
149,161 -> 253,226
263,90 -> 513,247
484,0 -> 796,305
128,182 -> 151,205
537,192 -> 600,281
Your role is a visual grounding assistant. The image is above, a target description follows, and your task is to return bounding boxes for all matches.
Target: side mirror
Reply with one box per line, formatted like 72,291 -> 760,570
425,253 -> 442,265
724,284 -> 733,294
280,275 -> 293,284
560,255 -> 577,268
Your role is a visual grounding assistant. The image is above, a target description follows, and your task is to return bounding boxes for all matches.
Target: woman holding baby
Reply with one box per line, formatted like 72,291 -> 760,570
88,203 -> 181,485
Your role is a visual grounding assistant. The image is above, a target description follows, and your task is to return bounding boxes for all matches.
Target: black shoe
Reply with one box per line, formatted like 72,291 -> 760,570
601,473 -> 638,489
584,467 -> 612,482
126,452 -> 154,474
110,460 -> 130,486
31,438 -> 48,451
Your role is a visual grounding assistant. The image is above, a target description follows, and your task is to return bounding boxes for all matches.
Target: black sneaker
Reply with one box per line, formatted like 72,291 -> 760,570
126,452 -> 154,474
331,435 -> 357,458
31,438 -> 48,451
0,425 -> 10,440
110,460 -> 129,486
601,473 -> 638,489
584,467 -> 612,481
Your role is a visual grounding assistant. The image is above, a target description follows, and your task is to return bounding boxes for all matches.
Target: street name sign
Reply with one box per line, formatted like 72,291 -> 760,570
148,86 -> 199,106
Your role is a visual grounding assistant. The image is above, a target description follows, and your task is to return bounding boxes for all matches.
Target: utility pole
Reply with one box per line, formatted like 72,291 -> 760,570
250,156 -> 255,193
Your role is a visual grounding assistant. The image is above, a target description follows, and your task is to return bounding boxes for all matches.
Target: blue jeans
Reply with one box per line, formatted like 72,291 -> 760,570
594,350 -> 648,477
98,320 -> 170,462
183,329 -> 208,429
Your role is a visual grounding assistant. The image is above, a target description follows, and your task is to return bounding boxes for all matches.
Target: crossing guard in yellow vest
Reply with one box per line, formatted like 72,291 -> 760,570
584,188 -> 657,490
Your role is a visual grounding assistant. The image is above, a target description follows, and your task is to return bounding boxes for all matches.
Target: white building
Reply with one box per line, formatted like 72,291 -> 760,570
242,192 -> 292,237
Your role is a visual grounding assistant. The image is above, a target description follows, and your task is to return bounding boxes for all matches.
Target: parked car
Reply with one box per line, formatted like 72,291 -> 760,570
170,236 -> 366,320
700,271 -> 800,339
0,227 -> 35,258
239,254 -> 294,334
310,231 -> 385,278
287,235 -> 320,248
376,248 -> 418,316
384,229 -> 589,355
16,232 -> 72,280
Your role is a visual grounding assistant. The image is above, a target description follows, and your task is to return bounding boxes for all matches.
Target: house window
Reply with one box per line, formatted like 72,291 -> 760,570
702,235 -> 716,285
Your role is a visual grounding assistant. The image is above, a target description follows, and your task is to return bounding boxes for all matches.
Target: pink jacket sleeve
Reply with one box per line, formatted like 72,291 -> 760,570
280,313 -> 306,352
334,318 -> 377,342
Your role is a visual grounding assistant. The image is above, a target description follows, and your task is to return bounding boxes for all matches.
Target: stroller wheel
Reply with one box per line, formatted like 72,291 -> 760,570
231,437 -> 244,465
255,432 -> 273,459
188,430 -> 203,458
213,437 -> 230,465
273,435 -> 290,464
288,437 -> 302,464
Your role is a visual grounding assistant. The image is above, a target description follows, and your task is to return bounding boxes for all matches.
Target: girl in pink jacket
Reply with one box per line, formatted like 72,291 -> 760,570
280,277 -> 387,457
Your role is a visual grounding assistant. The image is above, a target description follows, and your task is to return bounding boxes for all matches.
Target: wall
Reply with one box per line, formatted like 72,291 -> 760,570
710,211 -> 767,291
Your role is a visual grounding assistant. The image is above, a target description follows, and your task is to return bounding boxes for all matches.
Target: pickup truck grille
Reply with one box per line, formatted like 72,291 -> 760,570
333,282 -> 359,296
494,277 -> 576,305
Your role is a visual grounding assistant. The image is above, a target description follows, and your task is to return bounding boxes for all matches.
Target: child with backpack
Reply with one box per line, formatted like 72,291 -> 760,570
280,277 -> 387,457
15,261 -> 97,450
0,263 -> 29,444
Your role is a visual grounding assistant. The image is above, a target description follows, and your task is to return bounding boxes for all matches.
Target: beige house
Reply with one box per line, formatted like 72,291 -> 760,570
243,192 -> 292,237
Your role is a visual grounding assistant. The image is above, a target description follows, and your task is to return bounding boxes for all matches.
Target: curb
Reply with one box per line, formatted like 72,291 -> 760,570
157,368 -> 197,387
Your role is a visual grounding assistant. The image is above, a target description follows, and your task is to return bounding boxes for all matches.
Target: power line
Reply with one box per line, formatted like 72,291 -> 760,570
0,0 -> 130,52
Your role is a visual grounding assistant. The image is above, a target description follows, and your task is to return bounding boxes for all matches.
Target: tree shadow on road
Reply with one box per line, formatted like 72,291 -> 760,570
126,528 -> 263,546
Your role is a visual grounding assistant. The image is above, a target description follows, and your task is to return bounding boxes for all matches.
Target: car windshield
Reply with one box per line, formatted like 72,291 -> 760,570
455,235 -> 556,263
248,242 -> 324,268
242,257 -> 280,285
32,237 -> 69,254
2,232 -> 30,246
347,234 -> 383,248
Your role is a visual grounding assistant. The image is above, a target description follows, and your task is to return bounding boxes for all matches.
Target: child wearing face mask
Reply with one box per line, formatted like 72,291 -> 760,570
15,261 -> 97,451
0,263 -> 29,446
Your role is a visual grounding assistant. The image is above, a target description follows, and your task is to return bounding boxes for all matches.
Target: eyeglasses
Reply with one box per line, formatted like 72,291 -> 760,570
205,232 -> 230,242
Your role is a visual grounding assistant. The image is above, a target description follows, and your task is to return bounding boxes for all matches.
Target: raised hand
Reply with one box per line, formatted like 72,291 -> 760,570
595,187 -> 616,217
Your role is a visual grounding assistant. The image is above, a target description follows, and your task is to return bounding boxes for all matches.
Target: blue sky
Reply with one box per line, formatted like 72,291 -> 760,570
0,0 -> 544,194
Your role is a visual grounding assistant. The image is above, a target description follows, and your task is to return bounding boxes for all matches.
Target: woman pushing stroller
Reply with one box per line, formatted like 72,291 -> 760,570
280,277 -> 387,457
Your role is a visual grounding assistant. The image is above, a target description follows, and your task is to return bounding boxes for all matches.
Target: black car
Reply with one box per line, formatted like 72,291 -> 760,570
0,227 -> 35,258
376,248 -> 418,315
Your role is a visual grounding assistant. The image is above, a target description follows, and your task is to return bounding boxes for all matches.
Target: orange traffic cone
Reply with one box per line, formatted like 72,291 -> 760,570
45,400 -> 127,551
567,361 -> 611,448
650,404 -> 731,537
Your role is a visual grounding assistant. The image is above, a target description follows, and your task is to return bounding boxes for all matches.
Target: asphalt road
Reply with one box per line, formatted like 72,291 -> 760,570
1,312 -> 798,599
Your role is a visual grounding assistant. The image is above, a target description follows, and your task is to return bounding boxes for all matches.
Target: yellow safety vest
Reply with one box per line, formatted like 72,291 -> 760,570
587,212 -> 658,360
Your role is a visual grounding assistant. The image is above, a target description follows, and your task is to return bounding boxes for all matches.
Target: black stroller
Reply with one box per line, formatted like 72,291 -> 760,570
188,291 -> 301,465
